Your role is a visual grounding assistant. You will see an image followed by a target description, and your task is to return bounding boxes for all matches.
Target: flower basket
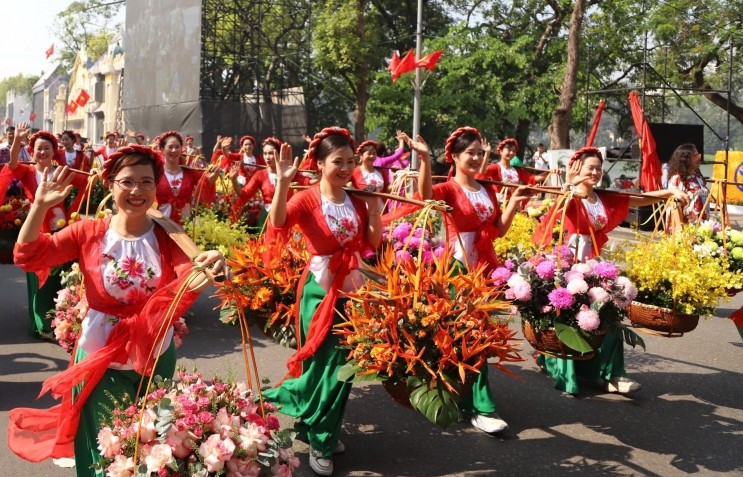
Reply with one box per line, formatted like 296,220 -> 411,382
95,370 -> 299,476
382,380 -> 413,409
0,228 -> 18,264
337,247 -> 520,428
521,320 -> 605,360
497,249 -> 644,358
627,301 -> 700,336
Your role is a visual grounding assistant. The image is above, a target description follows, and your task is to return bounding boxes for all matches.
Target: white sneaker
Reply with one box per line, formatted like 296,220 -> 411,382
334,439 -> 345,454
605,376 -> 642,394
309,447 -> 334,476
470,414 -> 508,433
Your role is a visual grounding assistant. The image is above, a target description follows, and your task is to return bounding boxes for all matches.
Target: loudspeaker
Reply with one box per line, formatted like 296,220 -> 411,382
649,123 -> 704,163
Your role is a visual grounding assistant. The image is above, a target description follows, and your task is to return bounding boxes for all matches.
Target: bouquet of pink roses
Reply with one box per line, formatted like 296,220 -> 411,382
95,369 -> 299,476
493,248 -> 644,354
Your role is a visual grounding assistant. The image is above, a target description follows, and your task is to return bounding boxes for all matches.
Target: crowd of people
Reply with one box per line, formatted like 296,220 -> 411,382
0,122 -> 726,476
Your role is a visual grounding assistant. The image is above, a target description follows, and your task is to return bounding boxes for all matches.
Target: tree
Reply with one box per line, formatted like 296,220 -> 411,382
647,0 -> 743,128
52,0 -> 123,71
0,74 -> 40,111
548,0 -> 587,149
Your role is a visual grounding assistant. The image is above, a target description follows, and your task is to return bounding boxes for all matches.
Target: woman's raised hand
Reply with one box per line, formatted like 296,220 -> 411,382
15,122 -> 30,142
275,142 -> 299,183
565,160 -> 586,186
36,166 -> 74,208
400,133 -> 430,161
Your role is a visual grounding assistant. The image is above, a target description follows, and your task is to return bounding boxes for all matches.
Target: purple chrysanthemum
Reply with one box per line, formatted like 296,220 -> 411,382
392,222 -> 413,242
491,267 -> 513,286
576,305 -> 601,332
535,260 -> 556,279
593,262 -> 619,280
548,287 -> 575,310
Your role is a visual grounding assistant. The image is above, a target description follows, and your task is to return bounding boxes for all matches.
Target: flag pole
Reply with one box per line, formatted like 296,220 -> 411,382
411,0 -> 423,171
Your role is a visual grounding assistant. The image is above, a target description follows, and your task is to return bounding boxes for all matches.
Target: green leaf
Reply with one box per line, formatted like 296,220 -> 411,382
622,328 -> 646,351
554,322 -> 593,354
407,376 -> 460,428
336,363 -> 359,383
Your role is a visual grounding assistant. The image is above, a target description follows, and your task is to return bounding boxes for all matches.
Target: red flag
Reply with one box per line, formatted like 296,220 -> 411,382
67,102 -> 78,114
415,50 -> 444,71
4,118 -> 10,125
76,89 -> 90,107
29,112 -> 37,122
628,91 -> 662,192
392,49 -> 416,83
387,51 -> 400,73
45,44 -> 54,59
585,99 -> 605,147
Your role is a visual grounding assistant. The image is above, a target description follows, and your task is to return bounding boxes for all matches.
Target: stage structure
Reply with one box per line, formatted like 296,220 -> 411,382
123,0 -> 311,154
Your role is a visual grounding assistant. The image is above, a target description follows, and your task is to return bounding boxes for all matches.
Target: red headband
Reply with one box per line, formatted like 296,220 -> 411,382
262,136 -> 282,150
60,130 -> 77,143
445,126 -> 481,163
102,145 -> 164,181
568,146 -> 602,166
104,131 -> 117,140
306,127 -> 355,171
28,131 -> 58,155
185,135 -> 193,141
356,140 -> 378,155
158,130 -> 183,148
239,135 -> 256,147
495,138 -> 518,154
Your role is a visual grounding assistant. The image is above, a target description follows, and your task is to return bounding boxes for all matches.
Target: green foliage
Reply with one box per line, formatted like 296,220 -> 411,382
0,75 -> 40,108
52,0 -> 122,71
407,375 -> 461,428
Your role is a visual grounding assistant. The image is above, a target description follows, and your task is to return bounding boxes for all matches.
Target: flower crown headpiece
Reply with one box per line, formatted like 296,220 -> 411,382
158,131 -> 183,148
102,145 -> 163,181
356,140 -> 378,155
568,147 -> 602,167
28,130 -> 58,155
495,138 -> 518,155
239,135 -> 256,148
262,136 -> 282,150
445,126 -> 481,163
306,127 -> 355,171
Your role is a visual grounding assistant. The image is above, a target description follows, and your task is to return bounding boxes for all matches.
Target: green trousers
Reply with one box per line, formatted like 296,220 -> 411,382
450,259 -> 497,416
72,341 -> 176,477
26,271 -> 63,337
262,274 -> 352,458
536,327 -> 626,395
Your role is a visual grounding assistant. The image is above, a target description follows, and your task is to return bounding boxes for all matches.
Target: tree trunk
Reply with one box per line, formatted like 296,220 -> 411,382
548,0 -> 586,150
515,118 -> 531,161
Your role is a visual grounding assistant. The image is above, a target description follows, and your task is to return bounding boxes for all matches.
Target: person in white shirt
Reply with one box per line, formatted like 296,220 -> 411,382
532,143 -> 549,170
0,126 -> 31,163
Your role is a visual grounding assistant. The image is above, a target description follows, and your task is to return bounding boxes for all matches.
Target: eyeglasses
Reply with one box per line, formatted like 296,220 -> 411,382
111,179 -> 157,191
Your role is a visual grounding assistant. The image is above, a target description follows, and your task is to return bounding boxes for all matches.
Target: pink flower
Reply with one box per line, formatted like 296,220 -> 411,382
541,305 -> 553,313
278,447 -> 301,469
576,305 -> 601,331
270,463 -> 295,477
145,443 -> 173,473
535,260 -> 556,279
236,423 -> 269,457
395,250 -> 413,263
106,454 -> 135,477
587,286 -> 609,304
616,276 -> 638,301
548,288 -> 575,309
563,270 -> 584,283
97,427 -> 122,458
226,457 -> 262,477
593,261 -> 619,279
490,267 -> 512,286
566,279 -> 589,295
137,408 -> 158,443
511,281 -> 533,301
433,246 -> 445,258
571,262 -> 593,275
120,256 -> 146,279
165,427 -> 194,459
199,434 -> 236,472
392,222 -> 413,241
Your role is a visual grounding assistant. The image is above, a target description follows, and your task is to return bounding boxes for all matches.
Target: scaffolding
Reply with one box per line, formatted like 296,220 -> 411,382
199,0 -> 312,139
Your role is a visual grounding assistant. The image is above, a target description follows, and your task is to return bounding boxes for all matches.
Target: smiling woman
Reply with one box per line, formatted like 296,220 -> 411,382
7,144 -> 229,476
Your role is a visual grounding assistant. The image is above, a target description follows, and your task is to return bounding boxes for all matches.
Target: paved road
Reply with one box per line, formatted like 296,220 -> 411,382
1,235 -> 741,476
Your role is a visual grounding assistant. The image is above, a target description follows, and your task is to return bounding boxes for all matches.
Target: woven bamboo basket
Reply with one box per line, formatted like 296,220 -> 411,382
522,321 -> 604,360
382,380 -> 413,409
628,301 -> 699,336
